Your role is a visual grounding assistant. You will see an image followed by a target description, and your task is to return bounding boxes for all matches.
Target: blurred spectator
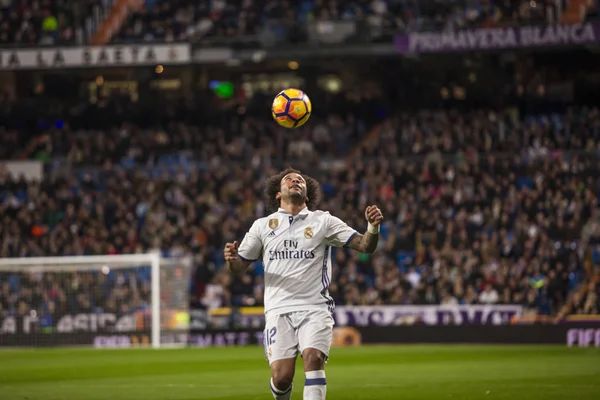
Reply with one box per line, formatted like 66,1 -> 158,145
479,284 -> 500,304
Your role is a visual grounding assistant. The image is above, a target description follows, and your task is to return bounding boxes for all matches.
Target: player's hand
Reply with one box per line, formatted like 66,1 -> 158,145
224,241 -> 239,262
365,205 -> 383,227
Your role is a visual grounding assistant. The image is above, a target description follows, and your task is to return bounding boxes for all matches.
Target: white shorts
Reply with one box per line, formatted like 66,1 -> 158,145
262,309 -> 334,365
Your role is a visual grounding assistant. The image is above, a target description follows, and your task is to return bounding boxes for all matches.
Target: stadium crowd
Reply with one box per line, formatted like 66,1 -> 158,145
1,0 -> 585,46
1,92 -> 600,321
0,0 -> 106,46
112,0 -> 577,43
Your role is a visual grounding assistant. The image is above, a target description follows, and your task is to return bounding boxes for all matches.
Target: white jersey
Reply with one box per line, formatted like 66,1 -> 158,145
237,207 -> 358,316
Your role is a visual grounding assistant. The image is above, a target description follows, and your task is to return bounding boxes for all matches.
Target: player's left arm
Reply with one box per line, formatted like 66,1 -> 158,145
325,205 -> 383,254
345,205 -> 383,254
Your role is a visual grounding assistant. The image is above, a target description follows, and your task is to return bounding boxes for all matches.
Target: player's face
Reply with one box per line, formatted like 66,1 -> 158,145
278,173 -> 307,201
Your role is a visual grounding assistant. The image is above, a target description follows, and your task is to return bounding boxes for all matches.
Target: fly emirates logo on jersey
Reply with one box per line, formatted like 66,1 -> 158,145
268,239 -> 316,261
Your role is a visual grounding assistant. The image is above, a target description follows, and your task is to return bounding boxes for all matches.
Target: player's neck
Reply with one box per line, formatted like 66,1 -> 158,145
279,201 -> 306,216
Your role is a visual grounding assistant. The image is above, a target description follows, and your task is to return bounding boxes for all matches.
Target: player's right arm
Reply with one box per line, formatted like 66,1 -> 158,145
224,220 -> 263,274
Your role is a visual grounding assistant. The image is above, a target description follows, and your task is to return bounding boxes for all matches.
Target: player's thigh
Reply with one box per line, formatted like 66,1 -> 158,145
297,310 -> 334,359
263,313 -> 299,365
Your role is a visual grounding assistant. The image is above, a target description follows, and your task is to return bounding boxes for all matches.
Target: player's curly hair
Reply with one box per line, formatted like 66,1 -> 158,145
264,167 -> 321,213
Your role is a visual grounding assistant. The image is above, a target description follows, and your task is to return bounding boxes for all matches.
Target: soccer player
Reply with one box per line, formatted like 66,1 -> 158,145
223,168 -> 383,400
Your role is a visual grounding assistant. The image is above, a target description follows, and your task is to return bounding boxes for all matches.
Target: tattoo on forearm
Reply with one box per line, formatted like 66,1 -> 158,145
227,258 -> 250,274
348,232 -> 379,254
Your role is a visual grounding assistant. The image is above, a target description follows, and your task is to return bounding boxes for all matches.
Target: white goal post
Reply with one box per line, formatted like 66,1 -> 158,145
0,253 -> 192,349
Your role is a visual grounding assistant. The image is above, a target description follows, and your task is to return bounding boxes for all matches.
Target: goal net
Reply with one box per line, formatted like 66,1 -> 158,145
0,254 -> 192,348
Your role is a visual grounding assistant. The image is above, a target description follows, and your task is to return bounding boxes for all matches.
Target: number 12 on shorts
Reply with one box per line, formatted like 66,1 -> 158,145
266,327 -> 277,345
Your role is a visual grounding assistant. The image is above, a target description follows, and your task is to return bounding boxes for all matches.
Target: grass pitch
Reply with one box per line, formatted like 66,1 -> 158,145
0,345 -> 598,400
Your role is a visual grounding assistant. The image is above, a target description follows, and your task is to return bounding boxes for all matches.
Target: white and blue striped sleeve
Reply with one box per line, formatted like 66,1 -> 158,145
325,213 -> 358,248
237,220 -> 263,262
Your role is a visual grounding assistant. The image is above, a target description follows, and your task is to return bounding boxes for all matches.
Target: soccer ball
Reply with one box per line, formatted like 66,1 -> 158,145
271,88 -> 312,128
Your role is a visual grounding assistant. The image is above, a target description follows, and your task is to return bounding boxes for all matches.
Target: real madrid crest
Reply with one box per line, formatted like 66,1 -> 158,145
268,218 -> 279,230
304,227 -> 314,239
